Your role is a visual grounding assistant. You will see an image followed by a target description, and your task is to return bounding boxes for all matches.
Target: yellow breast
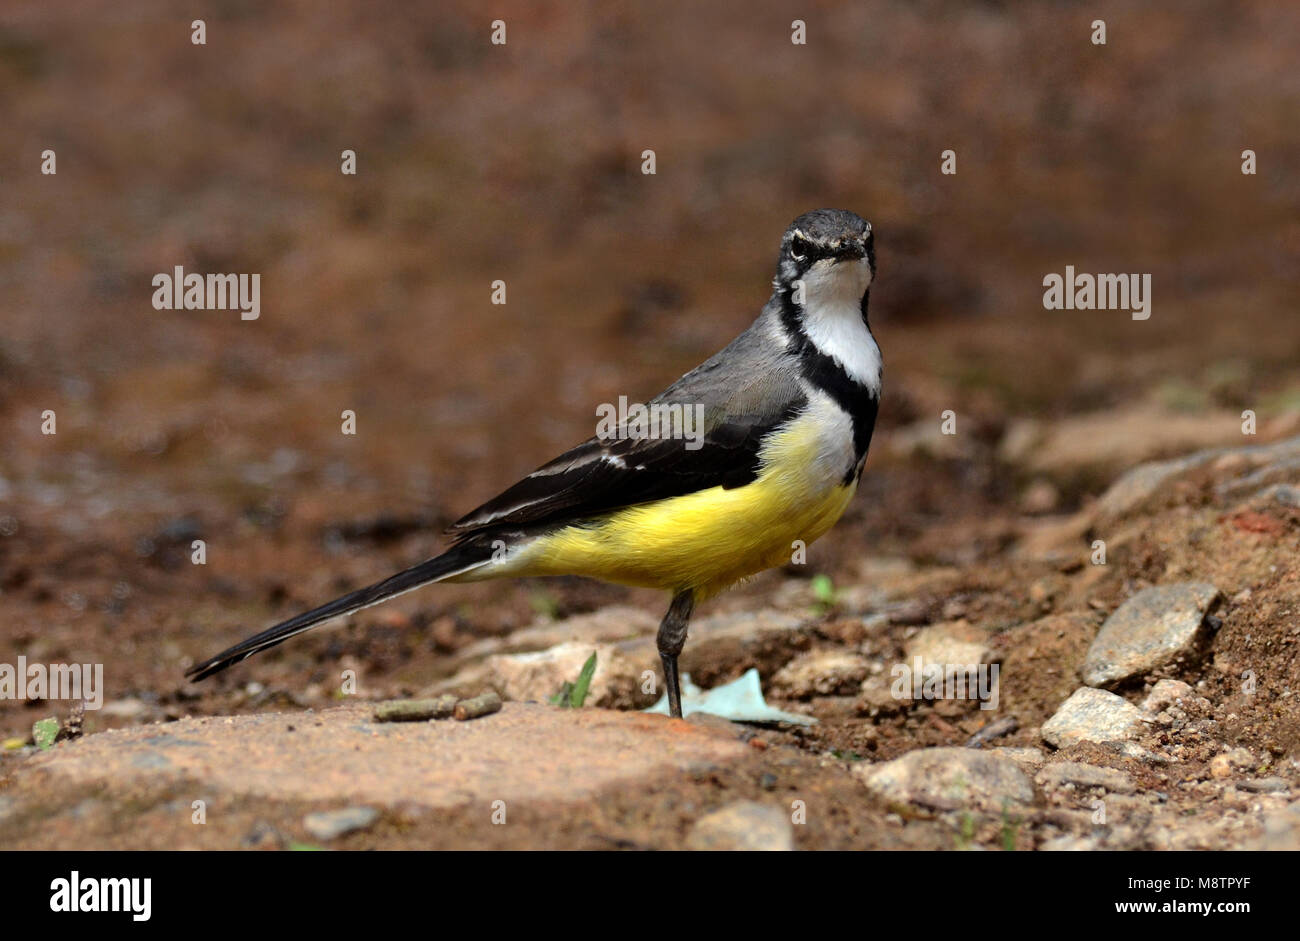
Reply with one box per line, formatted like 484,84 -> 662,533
511,411 -> 858,598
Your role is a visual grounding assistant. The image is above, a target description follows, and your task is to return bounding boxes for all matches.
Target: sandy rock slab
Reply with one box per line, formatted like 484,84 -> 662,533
12,702 -> 750,810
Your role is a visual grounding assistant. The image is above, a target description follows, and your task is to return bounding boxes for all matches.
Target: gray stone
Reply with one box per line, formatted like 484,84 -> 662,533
241,821 -> 286,850
1095,452 -> 1219,519
1236,777 -> 1289,794
1243,803 -> 1300,850
101,698 -> 151,718
1039,834 -> 1101,852
854,747 -> 1035,814
1082,583 -> 1219,686
689,609 -> 810,657
303,806 -> 379,841
685,800 -> 793,851
1141,678 -> 1197,713
904,622 -> 995,669
1266,483 -> 1300,508
771,650 -> 870,698
1036,762 -> 1136,794
1216,454 -> 1300,502
485,641 -> 645,707
990,747 -> 1047,774
456,605 -> 660,660
1042,687 -> 1144,748
1209,747 -> 1256,779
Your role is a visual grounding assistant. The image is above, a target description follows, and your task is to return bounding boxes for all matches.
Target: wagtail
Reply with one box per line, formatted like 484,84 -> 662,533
188,209 -> 881,718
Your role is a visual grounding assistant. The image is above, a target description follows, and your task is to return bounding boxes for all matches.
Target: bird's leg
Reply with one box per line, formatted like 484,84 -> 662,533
657,591 -> 695,719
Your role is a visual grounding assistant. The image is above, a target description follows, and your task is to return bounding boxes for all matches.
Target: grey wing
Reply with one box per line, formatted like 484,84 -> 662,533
448,321 -> 804,536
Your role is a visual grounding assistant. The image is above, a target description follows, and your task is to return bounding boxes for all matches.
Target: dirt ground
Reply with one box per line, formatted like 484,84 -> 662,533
1,1 -> 1298,850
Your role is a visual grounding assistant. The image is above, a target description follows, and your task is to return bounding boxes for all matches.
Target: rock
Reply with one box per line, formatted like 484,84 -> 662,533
990,747 -> 1047,774
965,716 -> 1020,747
240,821 -> 286,850
686,610 -> 811,666
1208,747 -> 1256,779
1115,741 -> 1166,763
1041,687 -> 1144,748
1093,451 -> 1219,520
887,598 -> 931,626
685,801 -> 793,851
303,806 -> 379,841
1094,434 -> 1300,521
421,662 -> 493,700
1082,583 -> 1219,686
485,641 -> 645,707
1236,777 -> 1288,794
101,699 -> 151,719
858,678 -> 907,715
904,621 -> 995,669
1001,407 -> 1241,479
1243,803 -> 1300,850
1263,483 -> 1300,508
1036,762 -> 1136,794
1020,479 -> 1060,514
1215,450 -> 1300,502
854,747 -> 1034,814
18,703 -> 750,814
1039,835 -> 1101,851
771,650 -> 870,698
456,605 -> 660,660
1141,679 -> 1197,713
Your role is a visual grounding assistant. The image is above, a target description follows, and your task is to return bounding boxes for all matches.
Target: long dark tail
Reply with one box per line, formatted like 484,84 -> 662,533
185,544 -> 490,682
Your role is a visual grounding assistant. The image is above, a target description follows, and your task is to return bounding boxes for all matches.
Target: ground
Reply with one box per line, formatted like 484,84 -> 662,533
3,435 -> 1299,850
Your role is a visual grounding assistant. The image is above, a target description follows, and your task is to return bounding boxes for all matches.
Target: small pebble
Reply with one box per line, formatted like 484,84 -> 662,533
303,806 -> 379,841
1236,777 -> 1288,794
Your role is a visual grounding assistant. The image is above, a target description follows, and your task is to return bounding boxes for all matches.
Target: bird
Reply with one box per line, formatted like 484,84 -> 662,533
187,208 -> 882,719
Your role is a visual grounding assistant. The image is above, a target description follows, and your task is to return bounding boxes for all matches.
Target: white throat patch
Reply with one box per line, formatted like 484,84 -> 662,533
798,258 -> 881,395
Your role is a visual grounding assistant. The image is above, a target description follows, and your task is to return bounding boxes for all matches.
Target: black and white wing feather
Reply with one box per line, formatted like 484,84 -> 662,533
449,326 -> 803,537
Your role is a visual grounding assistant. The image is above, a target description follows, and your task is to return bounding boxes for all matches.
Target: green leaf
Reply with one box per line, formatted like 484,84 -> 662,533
569,652 -> 598,708
288,842 -> 326,852
33,717 -> 59,750
811,573 -> 836,608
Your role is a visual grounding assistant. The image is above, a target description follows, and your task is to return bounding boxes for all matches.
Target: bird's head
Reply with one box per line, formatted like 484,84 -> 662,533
774,209 -> 875,300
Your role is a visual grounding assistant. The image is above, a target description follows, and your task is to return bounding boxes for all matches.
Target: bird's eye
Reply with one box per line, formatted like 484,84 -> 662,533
790,235 -> 811,259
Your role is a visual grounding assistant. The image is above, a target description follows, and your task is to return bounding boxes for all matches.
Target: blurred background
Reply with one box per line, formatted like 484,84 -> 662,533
2,0 -> 1298,713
